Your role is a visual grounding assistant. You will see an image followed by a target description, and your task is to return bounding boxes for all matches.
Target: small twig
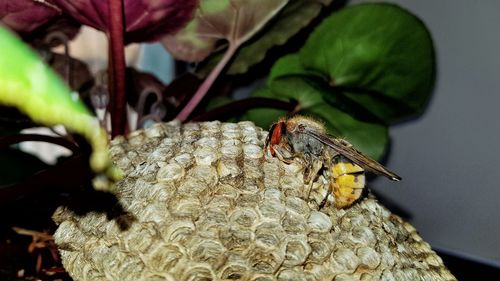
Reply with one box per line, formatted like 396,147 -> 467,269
12,227 -> 59,273
12,227 -> 54,249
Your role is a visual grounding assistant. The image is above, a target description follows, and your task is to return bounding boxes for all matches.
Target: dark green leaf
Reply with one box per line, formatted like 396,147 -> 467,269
246,3 -> 434,159
205,96 -> 234,111
246,71 -> 388,159
0,106 -> 36,133
197,0 -> 333,76
0,148 -> 50,185
299,3 -> 435,123
244,86 -> 288,129
273,75 -> 387,159
268,53 -> 309,80
303,103 -> 388,160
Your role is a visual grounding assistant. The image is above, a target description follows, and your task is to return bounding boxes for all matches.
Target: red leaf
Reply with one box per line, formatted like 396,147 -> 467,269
0,0 -> 61,35
52,0 -> 198,44
0,1 -> 81,46
163,0 -> 288,62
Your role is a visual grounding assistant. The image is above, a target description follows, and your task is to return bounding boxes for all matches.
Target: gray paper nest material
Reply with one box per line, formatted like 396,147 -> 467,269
53,121 -> 456,281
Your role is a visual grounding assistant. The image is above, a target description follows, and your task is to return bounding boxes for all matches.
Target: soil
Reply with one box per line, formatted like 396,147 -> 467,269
0,192 -> 72,281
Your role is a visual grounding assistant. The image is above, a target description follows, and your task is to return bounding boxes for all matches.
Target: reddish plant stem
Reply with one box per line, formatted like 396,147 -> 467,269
176,44 -> 238,122
108,0 -> 127,137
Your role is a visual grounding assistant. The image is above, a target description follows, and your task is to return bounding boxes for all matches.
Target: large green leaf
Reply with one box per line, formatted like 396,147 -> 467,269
247,54 -> 388,159
244,54 -> 317,129
299,3 -> 435,123
246,4 -> 434,159
244,87 -> 288,129
0,27 -> 120,187
268,53 -> 309,79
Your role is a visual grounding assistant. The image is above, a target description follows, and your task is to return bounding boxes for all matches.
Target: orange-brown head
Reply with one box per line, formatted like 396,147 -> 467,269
265,121 -> 287,156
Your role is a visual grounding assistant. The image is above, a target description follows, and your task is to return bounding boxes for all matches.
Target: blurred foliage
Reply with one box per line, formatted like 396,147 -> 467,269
0,27 -> 118,188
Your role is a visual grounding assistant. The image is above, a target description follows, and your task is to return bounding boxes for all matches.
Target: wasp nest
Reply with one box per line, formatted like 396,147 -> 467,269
53,121 -> 456,281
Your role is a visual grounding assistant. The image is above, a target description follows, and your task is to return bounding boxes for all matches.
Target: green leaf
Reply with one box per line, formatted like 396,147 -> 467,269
244,86 -> 287,129
299,3 -> 435,123
197,0 -> 333,76
269,53 -> 309,79
0,27 -> 120,187
0,148 -> 50,186
274,76 -> 387,159
246,64 -> 388,159
245,3 -> 434,159
304,103 -> 387,160
205,96 -> 234,111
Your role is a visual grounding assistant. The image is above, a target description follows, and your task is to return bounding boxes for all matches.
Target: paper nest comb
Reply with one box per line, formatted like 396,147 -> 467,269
53,121 -> 457,281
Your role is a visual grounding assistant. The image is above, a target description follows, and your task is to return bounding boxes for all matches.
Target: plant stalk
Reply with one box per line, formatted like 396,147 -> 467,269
176,44 -> 238,122
108,0 -> 127,137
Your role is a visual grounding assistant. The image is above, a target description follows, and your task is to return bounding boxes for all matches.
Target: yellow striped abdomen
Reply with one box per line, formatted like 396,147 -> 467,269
330,157 -> 366,208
